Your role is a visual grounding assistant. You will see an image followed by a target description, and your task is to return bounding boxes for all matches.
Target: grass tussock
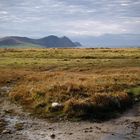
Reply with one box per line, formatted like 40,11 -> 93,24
9,69 -> 140,120
127,87 -> 140,101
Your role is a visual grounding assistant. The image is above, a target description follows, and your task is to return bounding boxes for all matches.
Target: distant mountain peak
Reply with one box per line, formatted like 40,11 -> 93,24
61,36 -> 68,39
74,42 -> 82,46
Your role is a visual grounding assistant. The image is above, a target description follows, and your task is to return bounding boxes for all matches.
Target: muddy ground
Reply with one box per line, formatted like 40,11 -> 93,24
0,86 -> 140,140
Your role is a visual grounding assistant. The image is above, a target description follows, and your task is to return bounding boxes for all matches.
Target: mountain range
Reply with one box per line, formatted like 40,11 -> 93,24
0,35 -> 81,48
0,34 -> 140,48
73,34 -> 140,47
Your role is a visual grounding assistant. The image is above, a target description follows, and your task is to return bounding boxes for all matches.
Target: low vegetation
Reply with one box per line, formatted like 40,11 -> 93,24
0,48 -> 140,120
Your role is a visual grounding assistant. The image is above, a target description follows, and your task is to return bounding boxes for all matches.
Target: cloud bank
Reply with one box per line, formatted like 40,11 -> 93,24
0,0 -> 140,40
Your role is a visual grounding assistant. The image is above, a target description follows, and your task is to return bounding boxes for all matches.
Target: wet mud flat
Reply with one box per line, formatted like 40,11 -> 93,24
0,86 -> 140,140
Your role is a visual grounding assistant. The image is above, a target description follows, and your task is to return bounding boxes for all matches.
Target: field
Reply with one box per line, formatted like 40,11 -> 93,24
0,48 -> 140,120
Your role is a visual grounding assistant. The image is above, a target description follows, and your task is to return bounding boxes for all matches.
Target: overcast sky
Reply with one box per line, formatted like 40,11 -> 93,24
0,0 -> 140,38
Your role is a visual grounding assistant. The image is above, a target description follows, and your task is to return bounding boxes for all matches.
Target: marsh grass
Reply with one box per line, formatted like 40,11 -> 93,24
9,70 -> 139,120
0,48 -> 140,120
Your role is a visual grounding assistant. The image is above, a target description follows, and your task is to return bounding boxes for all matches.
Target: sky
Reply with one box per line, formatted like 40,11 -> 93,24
0,0 -> 140,40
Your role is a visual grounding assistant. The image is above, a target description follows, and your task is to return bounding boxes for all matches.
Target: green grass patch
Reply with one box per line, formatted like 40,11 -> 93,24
127,86 -> 140,100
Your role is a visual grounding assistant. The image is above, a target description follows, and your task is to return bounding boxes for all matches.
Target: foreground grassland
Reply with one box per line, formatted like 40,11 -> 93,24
0,48 -> 140,120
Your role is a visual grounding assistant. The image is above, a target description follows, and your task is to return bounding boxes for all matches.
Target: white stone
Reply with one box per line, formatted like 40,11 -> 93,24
51,102 -> 61,107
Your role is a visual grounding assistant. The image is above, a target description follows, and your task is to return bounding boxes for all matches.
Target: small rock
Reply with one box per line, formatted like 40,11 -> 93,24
84,130 -> 88,133
50,133 -> 56,139
50,102 -> 63,112
52,102 -> 62,108
95,126 -> 101,130
2,129 -> 11,134
14,123 -> 24,131
134,98 -> 139,102
48,127 -> 54,130
112,133 -> 115,135
4,109 -> 13,114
